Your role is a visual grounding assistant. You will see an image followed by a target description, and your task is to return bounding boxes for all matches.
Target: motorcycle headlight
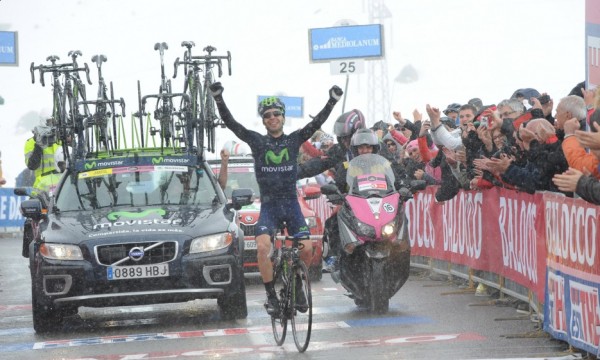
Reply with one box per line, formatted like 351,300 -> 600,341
354,219 -> 376,238
305,216 -> 317,229
190,233 -> 233,253
40,243 -> 83,260
381,221 -> 396,240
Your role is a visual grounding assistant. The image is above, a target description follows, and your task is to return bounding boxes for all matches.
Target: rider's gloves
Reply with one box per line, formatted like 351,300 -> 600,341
329,85 -> 343,102
209,82 -> 224,101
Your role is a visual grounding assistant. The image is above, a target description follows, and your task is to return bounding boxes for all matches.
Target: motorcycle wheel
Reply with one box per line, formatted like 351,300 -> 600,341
369,259 -> 389,314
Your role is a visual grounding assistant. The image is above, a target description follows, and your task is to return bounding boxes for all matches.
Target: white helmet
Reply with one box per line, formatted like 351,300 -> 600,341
54,146 -> 72,173
223,140 -> 250,156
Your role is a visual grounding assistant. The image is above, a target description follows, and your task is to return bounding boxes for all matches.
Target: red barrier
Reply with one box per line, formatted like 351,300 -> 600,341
406,186 -> 600,355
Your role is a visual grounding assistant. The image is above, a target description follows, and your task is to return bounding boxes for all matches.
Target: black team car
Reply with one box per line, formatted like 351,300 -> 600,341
18,150 -> 252,333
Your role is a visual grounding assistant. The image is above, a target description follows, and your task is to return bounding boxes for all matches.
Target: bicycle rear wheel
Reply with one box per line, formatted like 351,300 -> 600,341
271,263 -> 288,345
291,260 -> 312,353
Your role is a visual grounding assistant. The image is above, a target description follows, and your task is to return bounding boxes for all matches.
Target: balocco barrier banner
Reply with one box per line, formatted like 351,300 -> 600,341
0,187 -> 26,228
406,186 -> 600,355
406,186 -> 546,300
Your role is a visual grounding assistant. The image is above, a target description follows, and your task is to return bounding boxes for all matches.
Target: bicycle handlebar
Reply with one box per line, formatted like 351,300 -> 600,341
79,98 -> 126,117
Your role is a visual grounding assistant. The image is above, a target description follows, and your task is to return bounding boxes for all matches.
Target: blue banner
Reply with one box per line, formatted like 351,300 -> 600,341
309,24 -> 383,62
0,31 -> 18,66
0,188 -> 27,227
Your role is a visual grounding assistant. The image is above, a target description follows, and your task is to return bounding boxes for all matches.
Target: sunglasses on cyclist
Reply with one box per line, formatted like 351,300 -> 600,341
262,110 -> 283,119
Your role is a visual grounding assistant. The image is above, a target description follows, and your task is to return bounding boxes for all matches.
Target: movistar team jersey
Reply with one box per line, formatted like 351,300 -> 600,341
215,100 -> 336,202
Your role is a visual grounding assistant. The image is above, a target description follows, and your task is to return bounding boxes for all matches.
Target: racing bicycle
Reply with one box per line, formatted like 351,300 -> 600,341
79,54 -> 126,157
195,45 -> 231,153
270,225 -> 313,353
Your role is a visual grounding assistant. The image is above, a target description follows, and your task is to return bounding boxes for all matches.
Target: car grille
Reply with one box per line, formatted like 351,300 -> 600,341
95,241 -> 177,266
239,223 -> 256,236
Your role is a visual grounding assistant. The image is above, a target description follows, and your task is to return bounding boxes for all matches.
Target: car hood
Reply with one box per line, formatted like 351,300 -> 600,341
43,204 -> 233,243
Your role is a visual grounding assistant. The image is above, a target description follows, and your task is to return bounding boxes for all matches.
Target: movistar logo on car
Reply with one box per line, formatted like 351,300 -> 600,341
94,208 -> 182,230
107,208 -> 166,220
85,160 -> 125,170
152,157 -> 191,165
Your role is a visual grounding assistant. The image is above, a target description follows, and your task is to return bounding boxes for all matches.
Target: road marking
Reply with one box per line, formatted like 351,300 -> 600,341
35,332 -> 488,359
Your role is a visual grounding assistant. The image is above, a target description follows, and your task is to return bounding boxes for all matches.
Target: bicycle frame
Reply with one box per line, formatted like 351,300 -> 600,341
140,42 -> 190,152
78,54 -> 126,157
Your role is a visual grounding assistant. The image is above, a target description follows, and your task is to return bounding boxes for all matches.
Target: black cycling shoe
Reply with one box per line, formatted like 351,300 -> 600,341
295,278 -> 308,313
265,295 -> 280,316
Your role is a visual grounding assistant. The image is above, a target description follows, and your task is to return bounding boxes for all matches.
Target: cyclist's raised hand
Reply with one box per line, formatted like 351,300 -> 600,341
209,82 -> 224,99
329,85 -> 343,102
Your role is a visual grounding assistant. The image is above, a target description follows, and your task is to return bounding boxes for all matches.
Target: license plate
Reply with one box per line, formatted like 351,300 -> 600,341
107,263 -> 169,280
244,240 -> 257,250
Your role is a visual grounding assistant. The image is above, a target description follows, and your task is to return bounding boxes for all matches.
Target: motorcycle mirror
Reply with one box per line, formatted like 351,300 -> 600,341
320,183 -> 339,195
409,180 -> 427,192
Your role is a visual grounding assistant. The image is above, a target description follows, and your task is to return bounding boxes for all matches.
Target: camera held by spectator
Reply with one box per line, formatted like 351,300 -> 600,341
33,125 -> 57,148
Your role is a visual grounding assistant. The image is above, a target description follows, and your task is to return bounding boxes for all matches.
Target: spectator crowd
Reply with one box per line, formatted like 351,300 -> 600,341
298,82 -> 600,207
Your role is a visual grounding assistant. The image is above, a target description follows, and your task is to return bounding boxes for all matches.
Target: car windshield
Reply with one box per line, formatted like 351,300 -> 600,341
223,170 -> 260,199
55,165 -> 218,211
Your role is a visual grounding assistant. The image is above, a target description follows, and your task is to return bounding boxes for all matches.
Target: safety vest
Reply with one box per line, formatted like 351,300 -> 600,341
24,137 -> 60,189
35,172 -> 62,195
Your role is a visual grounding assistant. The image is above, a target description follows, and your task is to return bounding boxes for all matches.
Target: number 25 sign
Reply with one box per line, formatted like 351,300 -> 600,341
330,60 -> 364,76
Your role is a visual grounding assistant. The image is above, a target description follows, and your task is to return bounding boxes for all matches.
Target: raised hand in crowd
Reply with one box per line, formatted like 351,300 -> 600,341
392,111 -> 406,127
582,88 -> 595,108
425,104 -> 441,129
552,167 -> 587,193
455,148 -> 467,164
412,109 -> 423,123
480,107 -> 501,132
473,157 -> 493,173
486,153 -> 514,176
575,122 -> 600,150
563,117 -> 581,137
476,124 -> 493,152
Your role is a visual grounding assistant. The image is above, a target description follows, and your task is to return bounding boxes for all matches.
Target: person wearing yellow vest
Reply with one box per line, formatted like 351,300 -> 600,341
24,125 -> 61,191
21,123 -> 62,257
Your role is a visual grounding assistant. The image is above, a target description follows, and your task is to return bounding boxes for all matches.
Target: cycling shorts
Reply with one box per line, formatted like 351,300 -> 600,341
255,198 -> 310,239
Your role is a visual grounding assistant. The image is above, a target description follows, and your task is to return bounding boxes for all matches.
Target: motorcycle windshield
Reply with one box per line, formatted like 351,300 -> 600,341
346,154 -> 395,196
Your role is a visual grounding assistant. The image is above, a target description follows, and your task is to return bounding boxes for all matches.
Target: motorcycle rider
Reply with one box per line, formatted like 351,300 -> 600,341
321,128 -> 383,271
297,109 -> 366,271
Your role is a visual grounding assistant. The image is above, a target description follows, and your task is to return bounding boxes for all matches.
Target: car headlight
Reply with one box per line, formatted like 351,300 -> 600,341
190,233 -> 233,253
305,216 -> 317,229
40,243 -> 83,260
381,221 -> 396,240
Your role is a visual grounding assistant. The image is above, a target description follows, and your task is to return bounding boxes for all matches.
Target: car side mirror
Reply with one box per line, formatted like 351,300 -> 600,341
229,188 -> 254,210
14,187 -> 31,196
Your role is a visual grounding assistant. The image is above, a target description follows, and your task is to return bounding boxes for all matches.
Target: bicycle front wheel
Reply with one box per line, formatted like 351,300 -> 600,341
271,263 -> 288,345
291,260 -> 312,353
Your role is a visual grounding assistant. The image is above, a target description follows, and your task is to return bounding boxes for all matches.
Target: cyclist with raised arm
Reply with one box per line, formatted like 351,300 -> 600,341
209,82 -> 343,315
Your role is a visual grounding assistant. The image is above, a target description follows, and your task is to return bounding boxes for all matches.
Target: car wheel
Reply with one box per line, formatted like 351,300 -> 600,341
218,276 -> 248,320
31,281 -> 63,333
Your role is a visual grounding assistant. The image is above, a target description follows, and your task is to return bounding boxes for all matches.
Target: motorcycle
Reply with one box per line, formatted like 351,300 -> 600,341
321,153 -> 424,314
